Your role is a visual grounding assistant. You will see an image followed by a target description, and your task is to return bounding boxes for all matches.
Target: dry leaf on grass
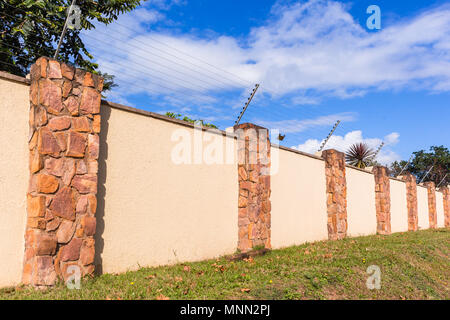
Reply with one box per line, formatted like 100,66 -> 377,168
240,288 -> 251,293
156,294 -> 170,300
183,266 -> 191,272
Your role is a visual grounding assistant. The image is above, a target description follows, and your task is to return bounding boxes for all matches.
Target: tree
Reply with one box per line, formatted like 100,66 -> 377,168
345,142 -> 375,169
390,146 -> 449,186
389,160 -> 409,177
165,112 -> 218,129
0,0 -> 142,91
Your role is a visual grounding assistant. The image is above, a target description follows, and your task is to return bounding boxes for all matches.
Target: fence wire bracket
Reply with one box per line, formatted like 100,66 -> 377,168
235,84 -> 259,126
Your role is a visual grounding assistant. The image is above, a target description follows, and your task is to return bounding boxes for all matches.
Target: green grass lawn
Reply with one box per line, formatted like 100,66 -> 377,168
1,229 -> 449,300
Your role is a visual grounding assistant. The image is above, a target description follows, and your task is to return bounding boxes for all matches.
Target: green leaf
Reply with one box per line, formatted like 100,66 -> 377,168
1,0 -> 144,90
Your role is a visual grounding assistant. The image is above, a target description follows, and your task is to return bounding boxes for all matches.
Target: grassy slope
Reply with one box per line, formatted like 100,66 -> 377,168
1,229 -> 449,300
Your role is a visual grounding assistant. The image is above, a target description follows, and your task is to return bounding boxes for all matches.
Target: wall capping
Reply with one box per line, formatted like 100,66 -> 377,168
271,144 -> 324,161
389,176 -> 406,183
0,71 -> 30,85
101,100 -> 236,139
346,164 -> 375,175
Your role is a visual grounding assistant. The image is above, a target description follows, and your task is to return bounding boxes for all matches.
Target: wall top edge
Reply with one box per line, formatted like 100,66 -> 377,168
272,144 -> 325,161
0,71 -> 235,138
101,100 -> 237,138
417,184 -> 445,193
267,146 -> 441,188
346,164 -> 375,175
0,71 -> 30,85
1,70 -> 443,190
389,176 -> 407,183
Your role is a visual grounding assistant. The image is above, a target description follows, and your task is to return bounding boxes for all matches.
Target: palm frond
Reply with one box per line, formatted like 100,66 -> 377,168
345,143 -> 375,168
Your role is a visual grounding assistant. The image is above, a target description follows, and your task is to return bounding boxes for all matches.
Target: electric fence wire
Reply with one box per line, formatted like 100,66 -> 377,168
0,38 -> 219,106
0,40 -> 364,150
1,5 -> 342,110
0,64 -> 358,147
1,31 -> 355,142
1,1 -> 251,91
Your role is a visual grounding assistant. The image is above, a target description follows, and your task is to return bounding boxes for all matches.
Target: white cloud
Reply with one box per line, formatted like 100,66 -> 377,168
293,130 -> 401,165
384,132 -> 400,145
248,0 -> 450,96
83,0 -> 450,105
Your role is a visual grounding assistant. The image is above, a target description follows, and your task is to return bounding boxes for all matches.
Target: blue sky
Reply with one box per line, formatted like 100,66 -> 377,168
81,0 -> 450,164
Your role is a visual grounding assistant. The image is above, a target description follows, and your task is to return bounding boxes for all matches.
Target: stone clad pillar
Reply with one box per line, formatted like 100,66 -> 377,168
424,181 -> 437,229
24,57 -> 102,286
400,172 -> 418,231
234,123 -> 271,252
322,149 -> 347,240
373,166 -> 391,235
441,186 -> 449,227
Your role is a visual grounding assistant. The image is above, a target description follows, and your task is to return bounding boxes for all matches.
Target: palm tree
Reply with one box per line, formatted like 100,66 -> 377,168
345,143 -> 375,168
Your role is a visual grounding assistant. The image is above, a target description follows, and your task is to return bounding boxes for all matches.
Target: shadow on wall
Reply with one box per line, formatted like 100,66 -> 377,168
94,104 -> 111,275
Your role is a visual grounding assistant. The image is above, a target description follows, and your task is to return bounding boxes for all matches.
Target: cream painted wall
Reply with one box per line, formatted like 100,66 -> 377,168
271,148 -> 328,248
346,168 -> 377,237
0,74 -> 442,288
436,192 -> 445,228
96,105 -> 238,274
0,78 -> 29,287
390,179 -> 408,233
417,186 -> 429,230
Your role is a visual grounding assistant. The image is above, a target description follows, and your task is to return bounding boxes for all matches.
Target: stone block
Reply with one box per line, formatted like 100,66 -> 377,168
49,187 -> 76,221
66,131 -> 86,158
36,174 -> 59,194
